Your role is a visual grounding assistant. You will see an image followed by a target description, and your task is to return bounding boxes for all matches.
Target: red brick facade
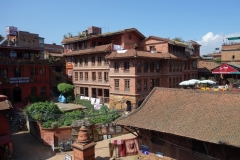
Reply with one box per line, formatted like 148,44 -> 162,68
62,28 -> 200,110
0,29 -> 51,104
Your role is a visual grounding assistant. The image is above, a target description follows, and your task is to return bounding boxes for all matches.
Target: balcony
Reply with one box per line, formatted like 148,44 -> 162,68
0,58 -> 55,65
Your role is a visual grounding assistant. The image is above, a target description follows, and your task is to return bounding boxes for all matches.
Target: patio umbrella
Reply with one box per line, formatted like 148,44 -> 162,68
199,80 -> 216,84
179,80 -> 200,85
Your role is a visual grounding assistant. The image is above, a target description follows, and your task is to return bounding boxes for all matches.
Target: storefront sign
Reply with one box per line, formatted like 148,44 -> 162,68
212,63 -> 239,74
9,77 -> 30,84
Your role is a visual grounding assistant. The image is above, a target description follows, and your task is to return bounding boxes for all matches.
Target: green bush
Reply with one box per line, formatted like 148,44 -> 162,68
57,83 -> 75,94
24,101 -> 62,122
57,83 -> 75,103
85,104 -> 120,124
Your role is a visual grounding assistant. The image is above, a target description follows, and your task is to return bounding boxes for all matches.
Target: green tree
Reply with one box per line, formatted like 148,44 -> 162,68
172,37 -> 184,42
57,83 -> 75,102
0,34 -> 4,42
213,58 -> 221,63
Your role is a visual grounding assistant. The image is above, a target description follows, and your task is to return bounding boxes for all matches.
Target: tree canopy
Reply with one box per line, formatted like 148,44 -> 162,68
172,37 -> 184,42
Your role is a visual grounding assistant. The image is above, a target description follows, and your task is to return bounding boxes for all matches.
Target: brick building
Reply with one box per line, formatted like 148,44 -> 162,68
116,88 -> 240,160
197,60 -> 220,79
222,36 -> 240,64
0,26 -> 50,105
62,27 -> 200,109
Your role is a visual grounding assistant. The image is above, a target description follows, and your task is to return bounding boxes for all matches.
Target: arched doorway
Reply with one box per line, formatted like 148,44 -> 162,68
12,87 -> 22,102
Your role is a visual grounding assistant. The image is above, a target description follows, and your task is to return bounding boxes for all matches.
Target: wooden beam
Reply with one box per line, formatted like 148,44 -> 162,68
222,145 -> 226,159
122,126 -> 138,137
203,142 -> 209,155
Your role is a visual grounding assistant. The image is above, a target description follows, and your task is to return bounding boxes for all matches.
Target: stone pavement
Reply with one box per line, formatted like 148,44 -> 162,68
11,124 -> 139,160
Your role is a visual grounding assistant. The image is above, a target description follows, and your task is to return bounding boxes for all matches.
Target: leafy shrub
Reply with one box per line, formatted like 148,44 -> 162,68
24,101 -> 62,122
85,104 -> 120,124
57,83 -> 75,103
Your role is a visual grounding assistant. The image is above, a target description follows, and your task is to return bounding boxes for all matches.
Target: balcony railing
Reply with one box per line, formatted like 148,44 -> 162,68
0,58 -> 55,65
223,42 -> 240,45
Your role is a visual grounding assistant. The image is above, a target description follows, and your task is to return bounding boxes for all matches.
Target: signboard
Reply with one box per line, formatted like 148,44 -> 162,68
9,77 -> 30,84
141,145 -> 149,155
43,132 -> 54,146
65,154 -> 72,160
6,26 -> 18,35
10,51 -> 17,58
212,63 -> 239,74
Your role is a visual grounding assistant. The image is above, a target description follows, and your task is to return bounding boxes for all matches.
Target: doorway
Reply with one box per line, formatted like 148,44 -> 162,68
13,87 -> 22,102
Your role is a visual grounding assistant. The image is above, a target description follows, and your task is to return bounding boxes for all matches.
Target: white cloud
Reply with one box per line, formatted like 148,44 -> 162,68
197,32 -> 223,55
197,32 -> 240,55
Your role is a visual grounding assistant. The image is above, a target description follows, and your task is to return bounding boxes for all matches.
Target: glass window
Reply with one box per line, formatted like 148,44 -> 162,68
144,61 -> 148,72
40,68 -> 45,75
115,79 -> 119,91
31,87 -> 37,96
74,57 -> 78,67
75,72 -> 78,81
124,62 -> 129,71
156,62 -> 160,72
67,57 -> 71,65
104,72 -> 109,82
114,62 -> 119,71
30,68 -> 37,77
144,79 -> 148,91
98,72 -> 102,82
91,56 -> 95,65
92,72 -> 96,81
156,78 -> 160,87
150,62 -> 154,72
137,62 -> 141,73
40,86 -> 46,96
85,72 -> 88,81
150,78 -> 155,90
124,80 -> 130,92
137,79 -> 142,92
98,56 -> 102,64
80,72 -> 83,81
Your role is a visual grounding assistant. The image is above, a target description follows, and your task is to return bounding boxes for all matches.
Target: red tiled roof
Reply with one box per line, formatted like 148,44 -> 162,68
0,100 -> 12,110
115,87 -> 240,148
63,44 -> 111,56
198,60 -> 220,73
106,49 -> 187,60
44,44 -> 63,50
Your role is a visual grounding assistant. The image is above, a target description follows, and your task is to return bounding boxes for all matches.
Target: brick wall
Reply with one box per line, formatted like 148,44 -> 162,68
138,129 -> 240,160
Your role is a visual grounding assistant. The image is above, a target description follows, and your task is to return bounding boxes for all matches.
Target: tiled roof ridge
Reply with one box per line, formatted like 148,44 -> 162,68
62,28 -> 145,44
63,44 -> 111,56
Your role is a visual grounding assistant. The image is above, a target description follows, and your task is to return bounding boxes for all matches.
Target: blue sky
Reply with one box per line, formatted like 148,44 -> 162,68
1,0 -> 240,55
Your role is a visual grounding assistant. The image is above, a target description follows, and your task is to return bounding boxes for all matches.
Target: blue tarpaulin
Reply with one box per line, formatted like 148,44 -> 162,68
58,93 -> 66,103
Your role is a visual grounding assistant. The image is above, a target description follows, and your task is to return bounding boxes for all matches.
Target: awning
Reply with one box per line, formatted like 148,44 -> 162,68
212,63 -> 239,74
0,135 -> 12,145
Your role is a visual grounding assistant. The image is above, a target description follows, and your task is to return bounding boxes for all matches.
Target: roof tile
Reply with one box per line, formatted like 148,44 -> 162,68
115,87 -> 240,147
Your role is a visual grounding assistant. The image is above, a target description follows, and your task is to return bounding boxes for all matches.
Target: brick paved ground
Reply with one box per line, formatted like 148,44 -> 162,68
11,124 -> 139,160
